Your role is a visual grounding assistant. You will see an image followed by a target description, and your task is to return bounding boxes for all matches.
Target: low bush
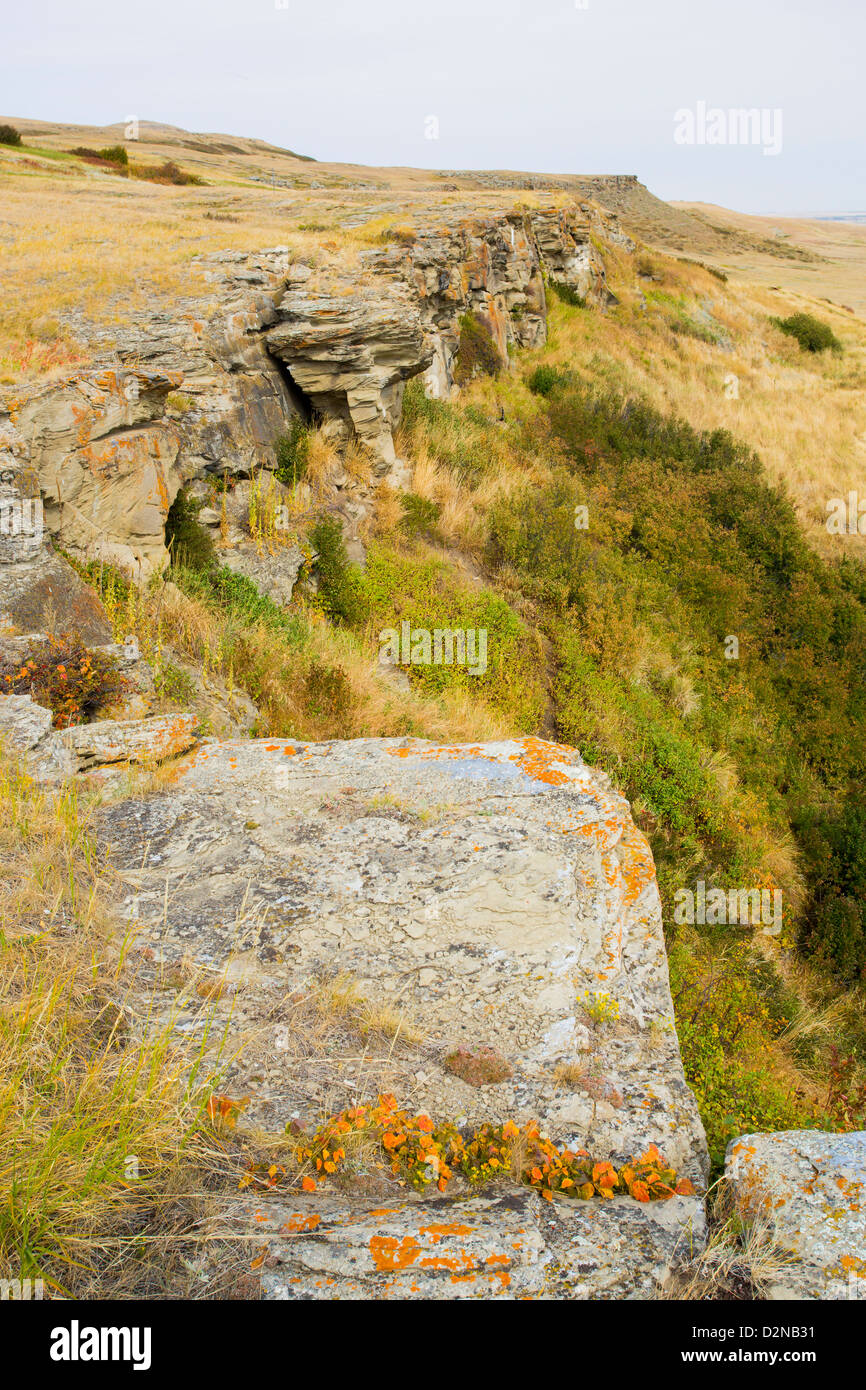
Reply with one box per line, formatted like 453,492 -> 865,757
399,492 -> 441,538
180,564 -> 306,641
165,488 -> 216,572
130,160 -> 204,186
273,419 -> 310,488
0,634 -> 125,728
359,541 -> 544,728
453,312 -> 501,384
98,145 -> 128,166
444,1046 -> 513,1086
153,660 -> 197,705
68,146 -> 129,175
670,941 -> 814,1172
303,659 -> 356,724
0,124 -> 22,147
771,312 -> 842,353
797,797 -> 866,981
527,364 -> 569,396
548,278 -> 587,308
309,516 -> 366,625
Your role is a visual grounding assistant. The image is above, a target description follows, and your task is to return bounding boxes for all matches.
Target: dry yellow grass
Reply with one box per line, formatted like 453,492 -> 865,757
521,258 -> 866,558
660,1176 -> 795,1300
0,746 -> 233,1296
132,571 -> 512,745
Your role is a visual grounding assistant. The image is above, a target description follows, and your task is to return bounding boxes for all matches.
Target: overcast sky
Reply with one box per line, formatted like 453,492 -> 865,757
3,0 -> 863,213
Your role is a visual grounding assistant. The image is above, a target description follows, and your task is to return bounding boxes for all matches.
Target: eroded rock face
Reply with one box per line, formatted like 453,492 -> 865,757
265,276 -> 430,469
2,205 -> 625,570
0,694 -> 200,779
1,368 -> 183,574
266,205 -> 614,461
726,1131 -> 866,1300
103,734 -> 707,1298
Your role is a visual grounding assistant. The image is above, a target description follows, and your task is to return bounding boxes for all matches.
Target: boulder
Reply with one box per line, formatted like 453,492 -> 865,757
726,1130 -> 866,1300
52,712 -> 199,770
0,693 -> 54,752
102,734 -> 708,1298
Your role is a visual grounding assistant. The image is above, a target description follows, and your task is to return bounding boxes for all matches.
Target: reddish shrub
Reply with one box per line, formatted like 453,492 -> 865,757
1,634 -> 126,728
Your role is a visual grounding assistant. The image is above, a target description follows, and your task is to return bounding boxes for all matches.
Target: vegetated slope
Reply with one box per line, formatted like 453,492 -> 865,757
6,111 -> 866,1178
381,266 -> 866,1170
76,234 -> 865,1174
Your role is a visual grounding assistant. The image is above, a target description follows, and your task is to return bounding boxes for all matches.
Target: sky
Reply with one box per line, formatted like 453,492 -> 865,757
3,0 -> 864,214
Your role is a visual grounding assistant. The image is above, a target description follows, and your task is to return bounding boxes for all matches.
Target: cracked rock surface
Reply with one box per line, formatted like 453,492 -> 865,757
103,733 -> 708,1298
726,1130 -> 866,1300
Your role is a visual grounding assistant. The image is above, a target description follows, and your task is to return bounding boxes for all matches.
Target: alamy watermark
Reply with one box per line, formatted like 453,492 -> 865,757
379,622 -> 487,676
0,497 -> 43,541
674,880 -> 783,933
674,102 -> 783,157
50,1322 -> 152,1370
826,492 -> 866,535
1,1277 -> 44,1300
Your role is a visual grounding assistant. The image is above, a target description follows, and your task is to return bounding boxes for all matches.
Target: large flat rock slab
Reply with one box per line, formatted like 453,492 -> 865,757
726,1130 -> 866,1300
105,735 -> 707,1297
107,736 -> 706,1173
220,1187 -> 704,1300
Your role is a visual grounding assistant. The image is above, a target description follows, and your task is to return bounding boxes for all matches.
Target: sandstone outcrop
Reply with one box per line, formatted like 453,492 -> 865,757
1,202 -> 626,571
103,734 -> 708,1298
2,368 -> 184,574
726,1130 -> 866,1300
265,275 -> 430,469
0,692 -> 54,752
0,694 -> 199,777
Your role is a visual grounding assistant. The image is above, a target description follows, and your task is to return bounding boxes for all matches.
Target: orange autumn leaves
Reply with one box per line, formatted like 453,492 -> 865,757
221,1092 -> 696,1205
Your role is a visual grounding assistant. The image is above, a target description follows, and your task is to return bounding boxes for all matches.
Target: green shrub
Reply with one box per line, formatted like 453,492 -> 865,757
670,941 -> 815,1173
548,279 -> 586,308
359,542 -> 544,729
153,660 -> 197,705
180,565 -> 306,641
309,516 -> 366,625
62,553 -> 133,605
527,364 -> 568,396
399,492 -> 441,539
453,313 -> 501,385
771,312 -> 842,353
274,419 -> 310,487
98,145 -> 128,166
0,124 -> 22,147
484,373 -> 866,943
67,146 -> 128,175
797,798 -> 866,982
400,377 -> 450,429
486,471 -> 584,611
165,489 -> 216,572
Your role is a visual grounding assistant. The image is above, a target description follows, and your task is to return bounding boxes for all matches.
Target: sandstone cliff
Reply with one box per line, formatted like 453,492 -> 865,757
0,201 -> 627,576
